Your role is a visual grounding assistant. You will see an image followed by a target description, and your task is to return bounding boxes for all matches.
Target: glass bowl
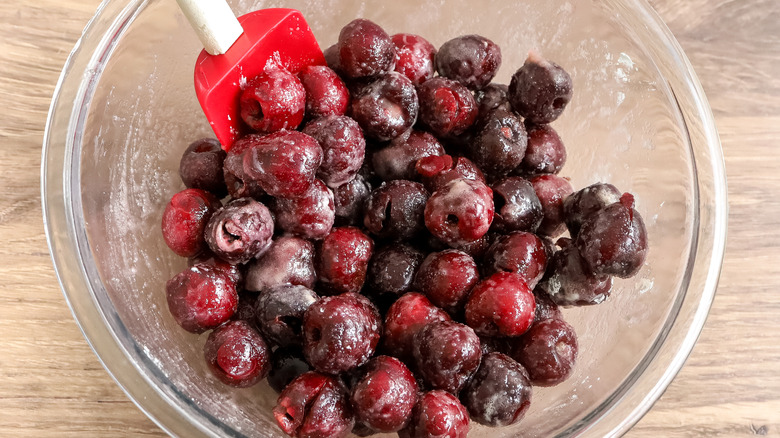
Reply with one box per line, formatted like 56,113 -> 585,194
42,0 -> 727,436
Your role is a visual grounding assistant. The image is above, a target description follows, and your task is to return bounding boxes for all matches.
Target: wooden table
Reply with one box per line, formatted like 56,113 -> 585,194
1,0 -> 778,436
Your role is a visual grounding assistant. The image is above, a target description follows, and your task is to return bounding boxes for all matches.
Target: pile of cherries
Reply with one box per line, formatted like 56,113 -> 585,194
161,17 -> 648,438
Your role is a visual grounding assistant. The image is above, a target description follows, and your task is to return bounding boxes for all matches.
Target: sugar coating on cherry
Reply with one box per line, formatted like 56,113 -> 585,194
399,390 -> 470,438
461,352 -> 532,427
412,320 -> 482,394
298,65 -> 350,119
382,292 -> 451,363
240,67 -> 306,133
161,188 -> 221,258
414,249 -> 479,315
392,33 -> 437,86
302,292 -> 382,374
244,236 -> 316,292
436,34 -> 502,90
350,71 -> 419,142
364,180 -> 429,241
530,173 -> 574,237
372,130 -> 445,182
424,178 -> 494,246
518,123 -> 567,176
270,179 -> 335,240
204,197 -> 274,265
203,320 -> 270,388
483,231 -> 548,289
241,130 -> 323,198
576,193 -> 648,278
350,355 -> 419,432
367,244 -> 424,297
303,115 -> 366,188
417,77 -> 478,138
465,271 -> 536,337
316,227 -> 374,295
165,263 -> 238,334
508,51 -> 573,124
273,371 -> 355,438
539,238 -> 613,306
513,318 -> 578,386
491,176 -> 543,233
337,18 -> 395,79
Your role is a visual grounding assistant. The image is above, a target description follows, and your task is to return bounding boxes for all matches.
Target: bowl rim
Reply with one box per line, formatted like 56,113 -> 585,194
41,0 -> 728,436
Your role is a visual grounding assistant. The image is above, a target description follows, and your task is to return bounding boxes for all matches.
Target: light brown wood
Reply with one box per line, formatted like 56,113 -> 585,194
0,0 -> 778,436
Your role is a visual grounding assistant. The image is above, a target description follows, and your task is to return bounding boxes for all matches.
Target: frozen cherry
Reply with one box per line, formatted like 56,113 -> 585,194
203,320 -> 270,388
483,231 -> 548,288
268,347 -> 312,393
508,51 -> 573,124
513,318 -> 578,386
245,236 -> 316,292
517,123 -> 567,176
436,34 -> 501,90
255,284 -> 319,348
417,77 -> 478,137
179,138 -> 227,198
161,188 -> 221,257
576,193 -> 648,278
303,293 -> 382,374
165,263 -> 238,334
474,83 -> 510,124
461,352 -> 532,427
274,372 -> 354,438
316,227 -> 374,295
414,249 -> 479,315
465,272 -> 536,337
424,178 -> 494,247
222,137 -> 266,199
413,321 -> 481,394
392,33 -> 437,86
242,131 -> 323,198
491,177 -> 543,233
240,67 -> 305,133
334,174 -> 372,226
533,287 -> 562,321
530,174 -> 573,237
364,180 -> 429,241
231,291 -> 259,331
400,390 -> 470,438
469,107 -> 528,180
563,182 -> 621,237
372,130 -> 444,182
350,72 -> 419,142
416,155 -> 485,193
303,115 -> 366,188
298,65 -> 350,119
351,355 -> 419,432
204,197 -> 274,265
324,44 -> 343,74
270,179 -> 335,240
367,244 -> 424,297
337,19 -> 395,79
382,292 -> 451,363
538,240 -> 613,306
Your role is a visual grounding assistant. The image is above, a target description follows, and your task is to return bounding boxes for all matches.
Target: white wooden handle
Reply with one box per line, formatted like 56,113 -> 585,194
176,0 -> 244,55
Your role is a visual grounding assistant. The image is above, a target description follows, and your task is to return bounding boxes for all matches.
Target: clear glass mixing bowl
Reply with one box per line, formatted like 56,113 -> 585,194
42,0 -> 727,436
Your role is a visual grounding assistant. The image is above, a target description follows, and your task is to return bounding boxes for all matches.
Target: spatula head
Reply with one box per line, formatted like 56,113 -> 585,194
194,8 -> 325,150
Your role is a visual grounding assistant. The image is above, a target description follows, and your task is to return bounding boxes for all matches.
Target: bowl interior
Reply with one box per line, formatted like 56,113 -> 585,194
74,0 -> 695,436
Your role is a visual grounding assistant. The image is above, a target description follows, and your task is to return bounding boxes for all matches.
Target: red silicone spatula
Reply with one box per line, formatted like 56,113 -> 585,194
177,0 -> 325,150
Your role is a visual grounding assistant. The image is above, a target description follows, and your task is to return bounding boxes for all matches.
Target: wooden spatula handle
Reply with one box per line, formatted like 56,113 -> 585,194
176,0 -> 244,55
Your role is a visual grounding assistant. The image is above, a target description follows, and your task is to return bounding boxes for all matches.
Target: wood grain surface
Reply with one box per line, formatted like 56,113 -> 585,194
0,0 -> 778,436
